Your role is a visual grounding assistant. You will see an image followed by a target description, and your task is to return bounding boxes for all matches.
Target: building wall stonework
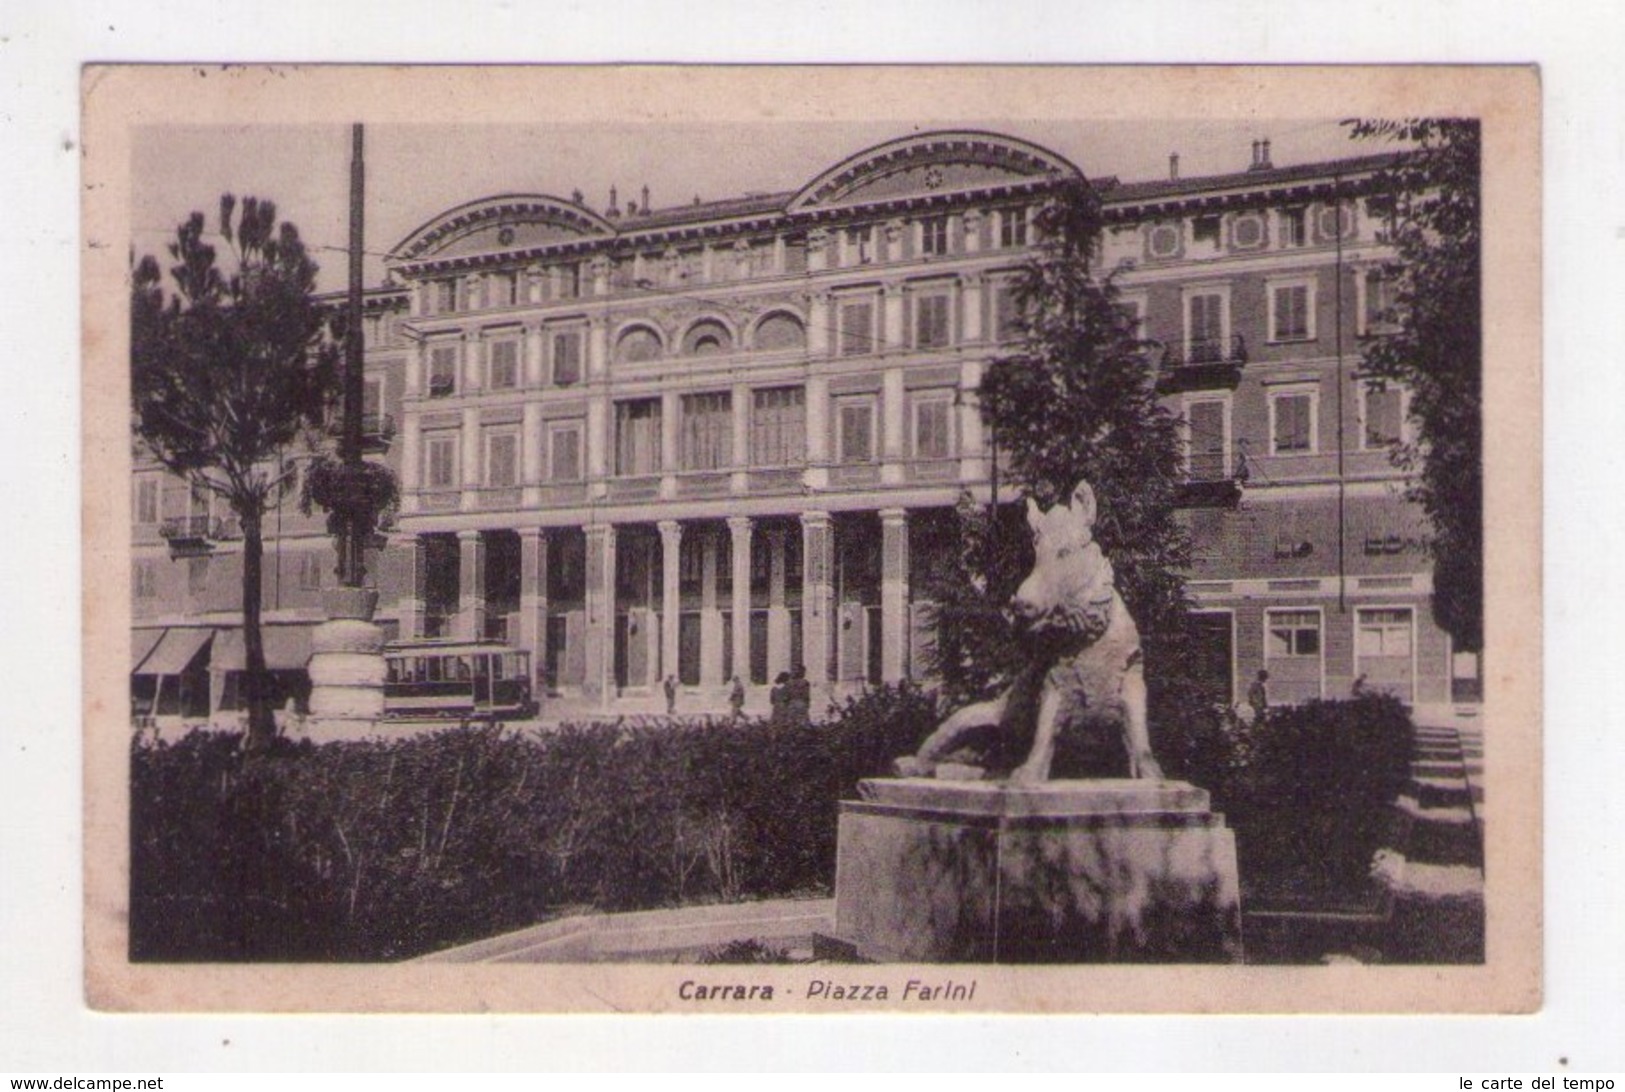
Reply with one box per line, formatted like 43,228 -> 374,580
131,131 -> 1464,724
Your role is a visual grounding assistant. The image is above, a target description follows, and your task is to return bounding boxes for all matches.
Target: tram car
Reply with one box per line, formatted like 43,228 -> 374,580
382,640 -> 537,720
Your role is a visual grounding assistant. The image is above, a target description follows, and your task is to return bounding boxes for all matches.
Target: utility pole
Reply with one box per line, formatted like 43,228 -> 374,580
339,122 -> 367,587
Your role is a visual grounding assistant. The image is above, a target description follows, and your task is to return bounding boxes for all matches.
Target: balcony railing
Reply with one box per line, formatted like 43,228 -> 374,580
1155,334 -> 1248,393
1174,448 -> 1248,508
158,515 -> 218,543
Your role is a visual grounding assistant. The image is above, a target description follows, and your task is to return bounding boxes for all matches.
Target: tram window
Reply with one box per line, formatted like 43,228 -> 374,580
427,658 -> 443,682
492,656 -> 506,680
474,655 -> 489,680
456,657 -> 471,681
386,661 -> 400,683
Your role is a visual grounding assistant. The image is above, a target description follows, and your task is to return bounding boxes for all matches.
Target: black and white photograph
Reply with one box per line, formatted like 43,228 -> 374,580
81,65 -> 1540,1014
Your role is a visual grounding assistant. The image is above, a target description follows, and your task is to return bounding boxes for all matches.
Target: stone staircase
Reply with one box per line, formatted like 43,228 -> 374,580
1370,721 -> 1486,963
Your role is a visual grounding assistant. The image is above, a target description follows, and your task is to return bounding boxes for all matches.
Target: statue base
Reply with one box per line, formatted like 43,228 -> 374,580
304,587 -> 385,740
833,779 -> 1243,963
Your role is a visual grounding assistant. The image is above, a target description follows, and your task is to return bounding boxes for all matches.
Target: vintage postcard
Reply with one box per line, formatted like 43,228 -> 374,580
82,65 -> 1540,1013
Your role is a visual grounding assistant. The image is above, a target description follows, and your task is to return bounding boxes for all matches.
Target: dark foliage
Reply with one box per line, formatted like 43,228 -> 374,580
1348,119 -> 1483,652
130,685 -> 938,962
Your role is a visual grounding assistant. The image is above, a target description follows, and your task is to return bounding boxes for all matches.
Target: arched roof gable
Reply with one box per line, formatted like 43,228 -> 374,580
788,130 -> 1082,213
389,194 -> 615,264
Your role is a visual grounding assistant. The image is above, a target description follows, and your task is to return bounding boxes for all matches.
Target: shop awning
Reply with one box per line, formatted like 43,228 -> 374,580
134,627 -> 213,677
209,625 -> 314,672
131,629 -> 164,672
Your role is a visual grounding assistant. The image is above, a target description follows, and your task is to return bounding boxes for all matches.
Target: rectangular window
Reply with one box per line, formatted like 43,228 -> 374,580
1267,609 -> 1321,657
1192,214 -> 1222,247
1187,291 -> 1226,360
680,392 -> 733,471
546,421 -> 583,482
487,339 -> 520,389
1357,608 -> 1413,658
134,559 -> 158,599
489,271 -> 518,308
1270,390 -> 1316,455
751,386 -> 806,467
550,329 -> 582,386
993,284 -> 1023,342
428,344 -> 458,397
425,434 -> 457,490
485,430 -> 518,488
298,551 -> 325,591
913,394 -> 953,459
913,293 -> 951,350
920,216 -> 949,256
1363,385 -> 1405,449
558,263 -> 580,299
1186,398 -> 1229,480
135,476 -> 160,525
845,226 -> 872,265
432,278 -> 460,314
614,399 -> 662,476
1363,268 -> 1399,334
837,397 -> 876,464
839,299 -> 875,357
1280,208 -> 1308,248
1270,282 -> 1313,341
1000,207 -> 1028,248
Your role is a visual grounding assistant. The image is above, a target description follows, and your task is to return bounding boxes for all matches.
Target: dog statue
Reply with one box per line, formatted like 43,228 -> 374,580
895,480 -> 1164,784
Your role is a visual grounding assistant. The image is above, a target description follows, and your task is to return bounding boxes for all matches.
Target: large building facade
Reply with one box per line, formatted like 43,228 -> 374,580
131,129 -> 1469,725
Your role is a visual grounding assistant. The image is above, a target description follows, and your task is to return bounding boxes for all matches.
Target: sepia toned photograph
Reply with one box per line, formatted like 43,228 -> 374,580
82,65 -> 1541,1014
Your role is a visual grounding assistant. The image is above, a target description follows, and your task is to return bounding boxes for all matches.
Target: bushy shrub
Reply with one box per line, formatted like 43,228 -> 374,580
130,684 -> 940,961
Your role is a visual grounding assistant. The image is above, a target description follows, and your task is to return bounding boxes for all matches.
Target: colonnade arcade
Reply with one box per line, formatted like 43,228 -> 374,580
395,507 -> 929,707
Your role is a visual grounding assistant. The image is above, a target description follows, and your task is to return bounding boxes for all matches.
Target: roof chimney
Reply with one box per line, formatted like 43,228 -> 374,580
606,185 -> 620,219
1248,139 -> 1274,172
1261,139 -> 1273,169
1169,153 -> 1180,181
641,185 -> 651,215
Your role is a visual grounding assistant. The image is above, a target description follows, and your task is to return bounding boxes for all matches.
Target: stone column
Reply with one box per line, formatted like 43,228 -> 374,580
700,530 -> 724,686
805,373 -> 830,490
959,360 -> 985,483
801,511 -> 833,688
460,407 -> 481,512
399,534 -> 427,640
463,329 -> 482,394
405,336 -> 424,397
963,208 -> 985,254
660,389 -> 680,498
881,365 -> 907,486
659,520 -> 682,689
582,523 -> 616,704
807,291 -> 831,358
879,508 -> 910,682
399,411 -> 421,515
524,322 -> 545,388
521,401 -> 542,508
882,282 -> 905,353
961,272 -> 984,343
587,317 -> 609,379
587,394 -> 609,499
728,516 -> 753,684
807,228 -> 830,273
730,382 -> 751,493
766,527 -> 790,680
454,529 -> 487,641
519,528 -> 549,686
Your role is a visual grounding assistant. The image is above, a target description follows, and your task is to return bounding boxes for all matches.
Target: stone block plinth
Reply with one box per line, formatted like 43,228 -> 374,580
833,779 -> 1242,963
305,587 -> 385,739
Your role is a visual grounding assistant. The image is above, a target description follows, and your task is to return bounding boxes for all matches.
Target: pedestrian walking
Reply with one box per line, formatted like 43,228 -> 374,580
664,674 -> 678,715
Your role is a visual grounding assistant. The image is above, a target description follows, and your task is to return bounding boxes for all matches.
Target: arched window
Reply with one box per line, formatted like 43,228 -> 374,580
682,319 -> 733,356
753,312 -> 806,352
614,325 -> 664,364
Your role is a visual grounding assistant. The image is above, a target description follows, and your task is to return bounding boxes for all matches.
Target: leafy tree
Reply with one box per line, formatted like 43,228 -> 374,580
921,180 -> 1198,719
132,196 -> 335,748
1348,119 -> 1482,652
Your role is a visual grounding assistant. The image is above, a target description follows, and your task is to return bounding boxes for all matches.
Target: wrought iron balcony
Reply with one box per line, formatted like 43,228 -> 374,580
1174,449 -> 1248,508
158,515 -> 221,552
1155,334 -> 1248,393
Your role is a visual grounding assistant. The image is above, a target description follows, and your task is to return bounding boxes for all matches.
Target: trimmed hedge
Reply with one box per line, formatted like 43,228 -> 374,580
130,686 -> 1411,959
131,684 -> 937,961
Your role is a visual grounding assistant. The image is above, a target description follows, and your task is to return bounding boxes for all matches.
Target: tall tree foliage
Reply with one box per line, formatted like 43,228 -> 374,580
922,179 -> 1195,705
1350,119 -> 1482,652
132,196 -> 335,747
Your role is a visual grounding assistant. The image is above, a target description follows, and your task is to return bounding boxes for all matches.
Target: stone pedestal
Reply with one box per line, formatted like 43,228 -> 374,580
833,779 -> 1243,963
305,586 -> 386,741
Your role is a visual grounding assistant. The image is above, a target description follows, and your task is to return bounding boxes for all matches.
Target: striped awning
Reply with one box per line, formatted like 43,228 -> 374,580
132,629 -> 164,671
209,625 -> 314,672
134,627 -> 213,676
